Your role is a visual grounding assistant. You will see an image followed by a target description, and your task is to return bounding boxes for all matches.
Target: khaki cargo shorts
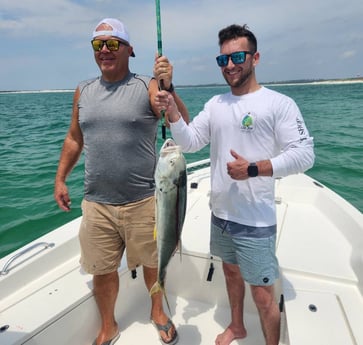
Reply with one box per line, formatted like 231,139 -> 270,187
79,196 -> 157,275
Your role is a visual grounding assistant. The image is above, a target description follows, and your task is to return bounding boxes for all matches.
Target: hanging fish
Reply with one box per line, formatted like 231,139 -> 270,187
150,139 -> 187,310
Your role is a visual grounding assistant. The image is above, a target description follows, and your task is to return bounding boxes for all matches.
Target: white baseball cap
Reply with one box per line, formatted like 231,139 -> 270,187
92,18 -> 135,57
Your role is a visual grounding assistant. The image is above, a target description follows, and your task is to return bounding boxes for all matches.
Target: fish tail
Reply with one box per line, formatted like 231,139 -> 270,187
150,281 -> 163,296
150,281 -> 171,315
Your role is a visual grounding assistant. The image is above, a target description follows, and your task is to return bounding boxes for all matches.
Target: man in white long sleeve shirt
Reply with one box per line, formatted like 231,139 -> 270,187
154,24 -> 314,345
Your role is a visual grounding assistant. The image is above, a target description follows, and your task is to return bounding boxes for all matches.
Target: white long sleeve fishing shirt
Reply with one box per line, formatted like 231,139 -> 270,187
170,86 -> 315,227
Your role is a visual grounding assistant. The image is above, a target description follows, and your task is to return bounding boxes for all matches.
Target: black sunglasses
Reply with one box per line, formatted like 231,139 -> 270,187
216,51 -> 254,67
91,39 -> 128,52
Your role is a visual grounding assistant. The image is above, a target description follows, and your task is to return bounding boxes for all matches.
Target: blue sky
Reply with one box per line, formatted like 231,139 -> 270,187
0,0 -> 362,91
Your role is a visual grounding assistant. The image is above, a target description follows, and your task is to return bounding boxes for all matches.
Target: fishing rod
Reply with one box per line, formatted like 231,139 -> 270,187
155,0 -> 163,59
155,0 -> 166,139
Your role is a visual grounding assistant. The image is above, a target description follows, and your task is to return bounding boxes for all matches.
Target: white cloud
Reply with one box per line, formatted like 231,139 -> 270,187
0,0 -> 362,90
341,51 -> 356,59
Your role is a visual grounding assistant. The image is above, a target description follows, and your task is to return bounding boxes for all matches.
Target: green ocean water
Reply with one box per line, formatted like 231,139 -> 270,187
1,83 -> 362,259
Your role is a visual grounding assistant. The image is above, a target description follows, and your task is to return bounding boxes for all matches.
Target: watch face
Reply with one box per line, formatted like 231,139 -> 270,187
248,164 -> 258,177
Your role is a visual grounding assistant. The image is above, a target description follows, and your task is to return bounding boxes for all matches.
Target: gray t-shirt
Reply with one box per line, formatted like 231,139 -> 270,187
78,72 -> 158,204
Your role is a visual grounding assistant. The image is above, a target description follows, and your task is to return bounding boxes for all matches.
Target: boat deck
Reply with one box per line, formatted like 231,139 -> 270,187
114,260 -> 265,345
1,165 -> 362,345
275,174 -> 363,345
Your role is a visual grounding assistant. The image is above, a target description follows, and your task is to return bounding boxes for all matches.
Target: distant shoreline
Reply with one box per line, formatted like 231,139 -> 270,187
0,89 -> 75,94
1,77 -> 363,93
264,78 -> 363,87
179,77 -> 363,89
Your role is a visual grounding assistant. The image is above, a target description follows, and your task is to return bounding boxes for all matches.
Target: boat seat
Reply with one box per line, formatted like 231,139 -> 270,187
283,289 -> 355,344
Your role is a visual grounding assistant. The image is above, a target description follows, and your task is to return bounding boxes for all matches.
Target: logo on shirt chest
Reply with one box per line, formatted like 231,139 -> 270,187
240,112 -> 256,132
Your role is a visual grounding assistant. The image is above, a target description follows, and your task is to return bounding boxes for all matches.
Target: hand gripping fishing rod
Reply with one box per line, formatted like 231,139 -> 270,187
155,0 -> 166,139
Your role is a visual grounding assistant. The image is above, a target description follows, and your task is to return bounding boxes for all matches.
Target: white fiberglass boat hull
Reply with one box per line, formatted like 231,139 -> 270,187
1,160 -> 362,345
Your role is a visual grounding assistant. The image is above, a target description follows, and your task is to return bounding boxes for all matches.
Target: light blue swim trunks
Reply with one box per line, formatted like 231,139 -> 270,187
210,214 -> 279,286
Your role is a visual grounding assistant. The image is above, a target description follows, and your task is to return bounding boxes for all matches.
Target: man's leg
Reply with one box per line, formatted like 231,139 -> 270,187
143,265 -> 177,343
215,262 -> 247,345
251,284 -> 280,345
93,271 -> 120,345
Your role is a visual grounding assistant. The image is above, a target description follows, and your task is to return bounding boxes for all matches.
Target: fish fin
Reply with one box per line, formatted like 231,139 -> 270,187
176,169 -> 187,235
153,225 -> 157,240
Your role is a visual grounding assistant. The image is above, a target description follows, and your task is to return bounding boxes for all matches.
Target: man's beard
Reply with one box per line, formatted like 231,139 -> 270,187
223,68 -> 253,88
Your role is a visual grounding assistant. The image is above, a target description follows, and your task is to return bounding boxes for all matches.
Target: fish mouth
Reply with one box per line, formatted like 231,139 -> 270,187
161,138 -> 177,149
160,139 -> 181,156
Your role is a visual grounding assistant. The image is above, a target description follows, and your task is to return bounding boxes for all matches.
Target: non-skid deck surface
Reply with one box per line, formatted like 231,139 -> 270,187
114,292 -> 264,345
111,254 -> 266,345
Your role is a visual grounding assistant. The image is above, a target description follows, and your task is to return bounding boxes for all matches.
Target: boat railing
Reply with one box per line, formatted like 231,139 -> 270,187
187,158 -> 210,172
0,242 -> 55,276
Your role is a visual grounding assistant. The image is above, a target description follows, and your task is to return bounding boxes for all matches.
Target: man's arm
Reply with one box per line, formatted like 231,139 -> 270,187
54,88 -> 84,211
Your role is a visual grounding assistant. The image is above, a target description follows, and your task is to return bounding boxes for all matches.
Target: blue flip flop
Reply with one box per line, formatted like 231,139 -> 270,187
151,318 -> 179,345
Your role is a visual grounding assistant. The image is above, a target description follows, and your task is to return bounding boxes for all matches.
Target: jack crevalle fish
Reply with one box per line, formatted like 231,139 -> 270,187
150,139 -> 187,305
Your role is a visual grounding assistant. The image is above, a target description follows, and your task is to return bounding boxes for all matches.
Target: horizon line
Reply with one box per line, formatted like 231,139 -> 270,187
1,77 -> 362,93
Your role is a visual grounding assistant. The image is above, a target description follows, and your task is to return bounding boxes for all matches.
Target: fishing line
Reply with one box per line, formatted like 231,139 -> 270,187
155,0 -> 166,139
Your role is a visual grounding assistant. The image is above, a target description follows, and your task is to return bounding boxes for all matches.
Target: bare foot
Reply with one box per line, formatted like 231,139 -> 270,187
215,326 -> 247,345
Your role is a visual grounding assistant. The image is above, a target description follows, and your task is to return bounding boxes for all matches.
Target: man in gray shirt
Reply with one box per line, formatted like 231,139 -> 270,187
54,18 -> 188,345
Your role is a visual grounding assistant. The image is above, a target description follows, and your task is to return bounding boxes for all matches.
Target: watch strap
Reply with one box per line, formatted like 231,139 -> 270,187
165,83 -> 174,93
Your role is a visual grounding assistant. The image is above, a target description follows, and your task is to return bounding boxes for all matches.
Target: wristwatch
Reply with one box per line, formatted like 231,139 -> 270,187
165,83 -> 174,93
247,162 -> 258,177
